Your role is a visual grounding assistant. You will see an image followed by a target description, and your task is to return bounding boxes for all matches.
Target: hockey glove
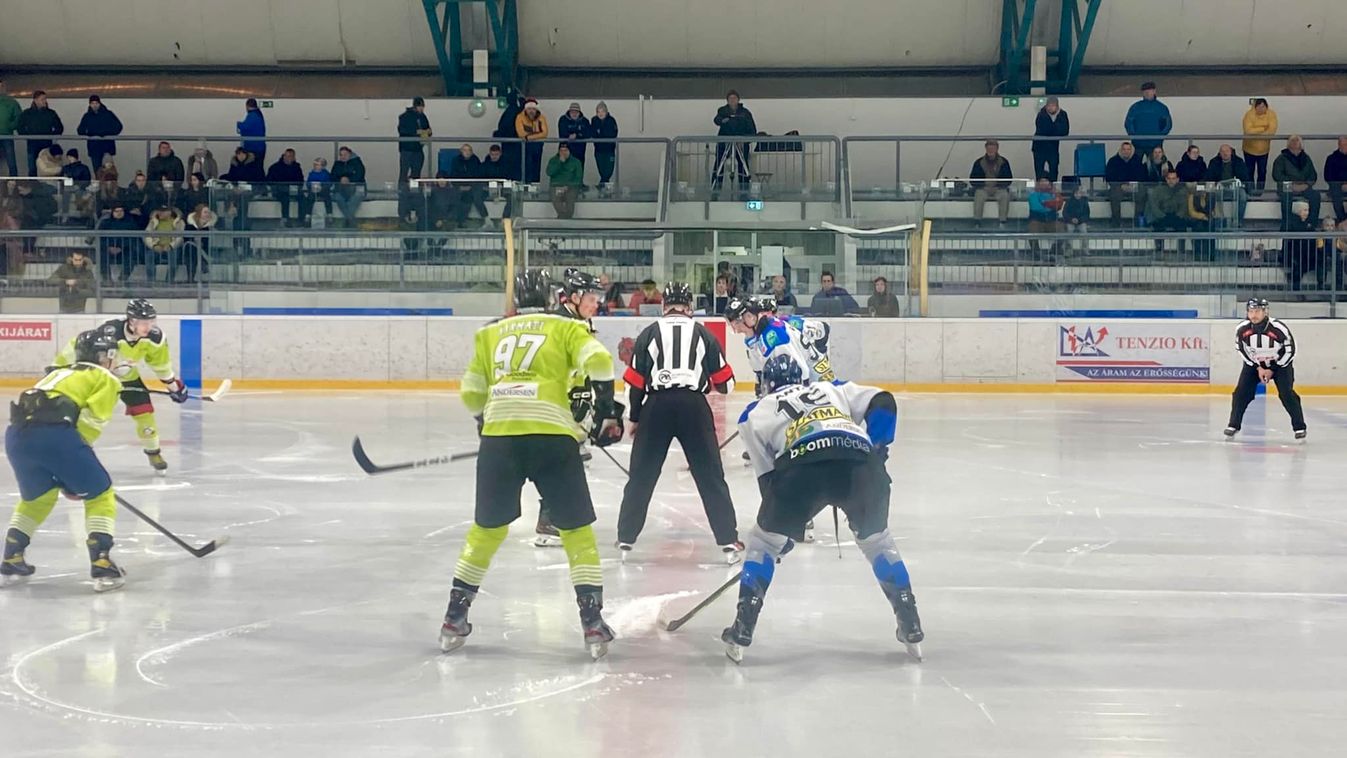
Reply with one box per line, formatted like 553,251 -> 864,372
166,378 -> 189,404
590,401 -> 626,448
568,384 -> 595,423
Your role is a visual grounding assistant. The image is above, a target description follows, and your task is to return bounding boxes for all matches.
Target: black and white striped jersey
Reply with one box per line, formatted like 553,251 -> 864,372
623,314 -> 735,421
1236,318 -> 1295,367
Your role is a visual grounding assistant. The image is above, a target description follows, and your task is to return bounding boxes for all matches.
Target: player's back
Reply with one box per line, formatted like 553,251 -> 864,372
16,364 -> 123,442
740,381 -> 875,473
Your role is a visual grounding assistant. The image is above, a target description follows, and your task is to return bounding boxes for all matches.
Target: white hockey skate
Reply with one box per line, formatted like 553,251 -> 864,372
720,541 -> 744,566
615,541 -> 633,562
802,520 -> 816,544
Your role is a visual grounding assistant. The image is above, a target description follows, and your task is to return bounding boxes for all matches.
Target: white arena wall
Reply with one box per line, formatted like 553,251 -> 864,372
1,315 -> 1342,393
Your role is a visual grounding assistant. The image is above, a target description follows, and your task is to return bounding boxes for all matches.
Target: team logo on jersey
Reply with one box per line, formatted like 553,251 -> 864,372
1059,325 -> 1109,357
491,382 -> 539,399
784,406 -> 846,446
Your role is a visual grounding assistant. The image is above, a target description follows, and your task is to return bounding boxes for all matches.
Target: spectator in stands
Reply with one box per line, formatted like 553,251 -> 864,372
493,90 -> 525,182
96,202 -> 140,282
813,271 -> 859,313
546,143 -> 583,220
515,98 -> 548,184
712,91 -> 756,198
1105,141 -> 1147,226
1124,81 -> 1171,155
16,91 -> 62,176
1176,145 -> 1207,184
1140,145 -> 1173,222
1241,98 -> 1276,195
628,278 -> 664,310
480,144 -> 515,219
49,249 -> 95,313
591,102 -> 618,192
222,146 -> 264,183
770,274 -> 797,309
265,148 -> 304,227
331,146 -> 366,228
970,139 -> 1012,226
398,96 -> 432,184
63,149 -> 93,220
1205,144 -> 1250,228
557,102 -> 590,176
144,206 -> 184,282
36,145 -> 64,178
599,273 -> 624,313
1063,184 -> 1090,251
0,77 -> 18,177
180,172 -> 210,218
1324,136 -> 1347,224
448,143 -> 490,229
1027,177 -> 1063,256
712,274 -> 733,314
1272,134 -> 1320,224
183,204 -> 217,283
147,142 -> 186,185
301,158 -> 332,225
237,98 -> 267,165
1146,169 -> 1195,239
1283,200 -> 1318,291
152,174 -> 183,216
76,95 -> 122,172
94,176 -> 121,218
867,277 -> 900,317
1031,96 -> 1069,181
0,199 -> 23,278
123,171 -> 152,224
187,143 -> 220,182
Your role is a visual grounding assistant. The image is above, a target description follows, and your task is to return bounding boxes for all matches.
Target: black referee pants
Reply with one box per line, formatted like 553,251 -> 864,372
617,390 -> 738,545
1229,363 -> 1306,432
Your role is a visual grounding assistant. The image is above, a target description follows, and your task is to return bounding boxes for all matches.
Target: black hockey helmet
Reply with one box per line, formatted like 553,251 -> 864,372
752,295 -> 778,314
663,281 -> 694,307
560,267 -> 604,299
1246,297 -> 1269,311
127,298 -> 157,321
723,296 -> 759,323
514,269 -> 553,310
74,329 -> 119,365
760,354 -> 804,393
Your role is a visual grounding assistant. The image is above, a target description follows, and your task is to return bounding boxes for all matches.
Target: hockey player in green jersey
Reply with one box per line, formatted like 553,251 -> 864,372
52,298 -> 187,474
441,269 -> 625,659
4,330 -> 129,592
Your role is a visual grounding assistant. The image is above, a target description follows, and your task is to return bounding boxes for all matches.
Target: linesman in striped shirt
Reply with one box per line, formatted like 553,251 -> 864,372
1226,298 -> 1306,440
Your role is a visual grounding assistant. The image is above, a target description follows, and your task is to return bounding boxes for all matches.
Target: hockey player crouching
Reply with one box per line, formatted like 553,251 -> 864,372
725,354 -> 924,663
442,270 -> 625,659
3,330 -> 129,592
752,295 -> 836,382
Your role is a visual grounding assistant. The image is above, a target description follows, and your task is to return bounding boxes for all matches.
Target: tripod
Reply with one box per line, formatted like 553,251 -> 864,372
711,139 -> 751,200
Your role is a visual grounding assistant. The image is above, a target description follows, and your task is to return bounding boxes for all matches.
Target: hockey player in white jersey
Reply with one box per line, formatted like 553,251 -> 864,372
724,354 -> 924,663
752,295 -> 835,381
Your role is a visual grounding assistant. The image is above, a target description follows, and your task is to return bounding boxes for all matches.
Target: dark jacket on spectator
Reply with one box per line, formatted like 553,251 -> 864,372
237,109 -> 266,155
970,155 -> 1012,189
17,184 -> 58,227
1146,182 -> 1190,220
266,157 -> 304,184
449,153 -> 482,179
62,160 -> 92,188
714,104 -> 757,137
397,108 -> 431,153
179,178 -> 210,217
76,106 -> 123,158
49,255 -> 96,313
147,150 -> 186,184
16,105 -> 63,151
1032,108 -> 1069,154
97,212 -> 142,257
1272,148 -> 1318,187
557,112 -> 590,159
332,154 -> 366,197
867,291 -> 901,317
1176,154 -> 1207,183
1205,154 -> 1250,183
1123,98 -> 1172,153
1323,150 -> 1347,187
1063,195 -> 1091,224
590,113 -> 618,156
122,181 -> 152,218
222,153 -> 264,183
1105,152 -> 1147,183
480,155 -> 513,181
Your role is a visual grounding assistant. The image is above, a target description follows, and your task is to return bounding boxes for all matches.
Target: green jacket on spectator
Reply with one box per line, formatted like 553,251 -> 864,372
546,154 -> 583,187
48,254 -> 96,313
1146,181 -> 1190,220
1272,148 -> 1318,187
0,93 -> 20,135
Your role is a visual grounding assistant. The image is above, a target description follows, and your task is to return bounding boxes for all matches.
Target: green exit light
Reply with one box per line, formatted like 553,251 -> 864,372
745,200 -> 764,211
260,100 -> 274,108
1001,96 -> 1020,108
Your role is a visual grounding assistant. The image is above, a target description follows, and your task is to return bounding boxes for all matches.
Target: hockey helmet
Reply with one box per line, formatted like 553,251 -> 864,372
663,281 -> 694,307
760,354 -> 804,393
126,298 -> 157,321
1246,297 -> 1269,311
560,267 -> 604,298
514,269 -> 554,310
74,329 -> 119,366
723,296 -> 759,323
752,295 -> 778,314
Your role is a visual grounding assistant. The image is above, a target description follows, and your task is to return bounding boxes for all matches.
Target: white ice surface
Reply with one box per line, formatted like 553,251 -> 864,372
1,391 -> 1345,757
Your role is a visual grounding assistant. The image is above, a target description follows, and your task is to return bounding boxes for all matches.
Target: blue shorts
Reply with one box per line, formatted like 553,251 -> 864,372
4,424 -> 112,501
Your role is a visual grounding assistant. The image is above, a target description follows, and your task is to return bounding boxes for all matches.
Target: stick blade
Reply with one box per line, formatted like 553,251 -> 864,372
192,534 -> 229,558
205,378 -> 233,402
352,436 -> 380,474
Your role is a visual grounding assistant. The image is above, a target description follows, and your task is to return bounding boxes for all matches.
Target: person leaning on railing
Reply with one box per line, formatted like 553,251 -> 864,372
48,249 -> 95,313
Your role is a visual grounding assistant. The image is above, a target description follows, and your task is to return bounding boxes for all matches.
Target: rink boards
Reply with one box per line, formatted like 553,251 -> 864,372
0,315 -> 1341,393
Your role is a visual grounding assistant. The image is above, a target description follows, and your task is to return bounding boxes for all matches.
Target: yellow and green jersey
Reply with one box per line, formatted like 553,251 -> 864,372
462,312 -> 614,438
53,319 -> 175,384
29,364 -> 123,443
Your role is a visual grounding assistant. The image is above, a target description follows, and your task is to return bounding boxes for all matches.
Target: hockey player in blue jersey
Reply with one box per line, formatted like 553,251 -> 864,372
724,296 -> 813,393
724,354 -> 924,663
752,295 -> 835,381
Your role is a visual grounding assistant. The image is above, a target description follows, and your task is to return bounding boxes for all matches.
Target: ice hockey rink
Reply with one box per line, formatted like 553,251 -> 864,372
1,390 -> 1344,757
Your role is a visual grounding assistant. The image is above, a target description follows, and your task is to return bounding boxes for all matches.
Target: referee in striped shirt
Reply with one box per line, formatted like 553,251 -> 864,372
616,282 -> 742,562
1226,298 -> 1306,439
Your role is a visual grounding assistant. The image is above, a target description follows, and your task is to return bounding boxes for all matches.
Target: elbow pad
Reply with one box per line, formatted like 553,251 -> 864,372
863,392 -> 898,447
591,380 -> 617,419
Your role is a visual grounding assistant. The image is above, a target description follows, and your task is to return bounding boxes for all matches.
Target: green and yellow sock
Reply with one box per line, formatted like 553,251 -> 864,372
558,525 -> 603,592
8,488 -> 59,541
83,489 -> 116,537
452,523 -> 509,590
132,411 -> 160,452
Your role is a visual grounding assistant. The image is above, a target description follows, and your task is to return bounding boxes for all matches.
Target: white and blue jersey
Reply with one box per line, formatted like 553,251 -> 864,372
738,380 -> 897,479
744,317 -> 816,387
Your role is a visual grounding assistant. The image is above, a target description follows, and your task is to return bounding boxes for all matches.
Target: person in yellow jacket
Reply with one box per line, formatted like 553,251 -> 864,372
3,330 -> 128,591
1242,98 -> 1278,195
515,97 -> 548,185
52,298 -> 187,473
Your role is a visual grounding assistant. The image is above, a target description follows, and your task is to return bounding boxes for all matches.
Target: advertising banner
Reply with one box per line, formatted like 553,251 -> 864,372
0,322 -> 53,341
1056,322 -> 1210,383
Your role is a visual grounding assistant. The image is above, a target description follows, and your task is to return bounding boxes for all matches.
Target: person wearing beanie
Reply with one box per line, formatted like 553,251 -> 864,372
76,95 -> 123,172
515,98 -> 548,184
1124,81 -> 1172,155
187,142 -> 220,182
397,96 -> 432,183
590,101 -> 619,191
236,98 -> 267,164
557,102 -> 590,175
62,148 -> 92,187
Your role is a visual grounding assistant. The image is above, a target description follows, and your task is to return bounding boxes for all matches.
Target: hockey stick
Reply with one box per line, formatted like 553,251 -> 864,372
718,430 -> 740,451
351,436 -> 479,476
595,445 -> 630,478
146,378 -> 233,403
114,494 -> 228,558
661,570 -> 742,632
832,505 -> 843,560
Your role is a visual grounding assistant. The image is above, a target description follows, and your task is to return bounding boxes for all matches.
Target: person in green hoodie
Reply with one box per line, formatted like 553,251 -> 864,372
546,143 -> 583,219
48,250 -> 96,313
0,77 -> 20,178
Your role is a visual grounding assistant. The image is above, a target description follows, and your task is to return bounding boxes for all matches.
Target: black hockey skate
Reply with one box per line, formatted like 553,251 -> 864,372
533,511 -> 562,548
883,585 -> 924,661
439,587 -> 476,652
803,520 -> 816,543
577,590 -> 615,660
145,449 -> 168,476
721,594 -> 763,664
1295,429 -> 1307,441
1,528 -> 35,586
614,540 -> 634,562
1223,426 -> 1239,439
87,533 -> 125,593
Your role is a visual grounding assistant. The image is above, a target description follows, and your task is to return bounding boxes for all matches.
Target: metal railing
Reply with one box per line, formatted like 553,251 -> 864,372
668,136 -> 843,218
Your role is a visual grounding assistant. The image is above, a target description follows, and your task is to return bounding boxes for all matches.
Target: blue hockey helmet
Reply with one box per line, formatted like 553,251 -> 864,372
760,354 -> 804,393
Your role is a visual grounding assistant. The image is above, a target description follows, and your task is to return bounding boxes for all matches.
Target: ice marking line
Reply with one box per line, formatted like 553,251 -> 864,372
938,675 -> 997,727
929,585 -> 1347,599
135,621 -> 275,687
423,520 -> 474,540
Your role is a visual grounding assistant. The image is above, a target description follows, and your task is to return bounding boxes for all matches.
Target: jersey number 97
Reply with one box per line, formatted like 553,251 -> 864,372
493,334 -> 547,378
